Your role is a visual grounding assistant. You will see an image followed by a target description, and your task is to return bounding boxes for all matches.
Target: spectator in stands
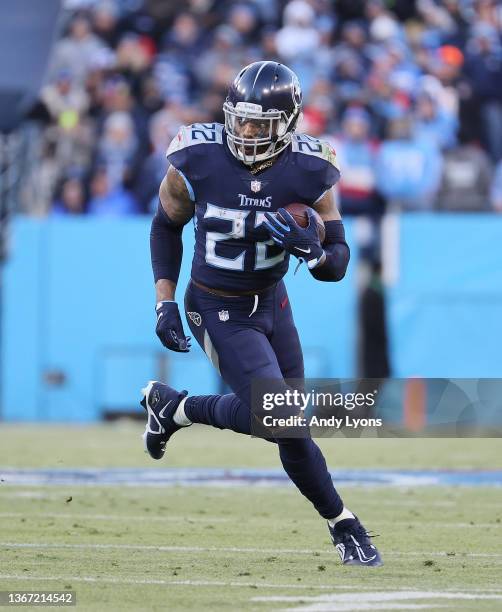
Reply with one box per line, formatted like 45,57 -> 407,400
115,33 -> 155,93
365,0 -> 403,43
303,78 -> 337,130
97,77 -> 149,149
336,20 -> 374,73
228,3 -> 261,46
96,111 -> 140,191
435,125 -> 493,211
87,166 -> 139,216
161,12 -> 204,62
413,86 -> 458,150
52,175 -> 87,216
275,0 -> 320,62
332,49 -> 368,106
193,25 -> 245,91
41,69 -> 95,188
133,105 -> 181,213
429,46 -> 464,119
91,0 -> 122,48
417,0 -> 469,48
50,13 -> 106,84
464,23 -> 502,161
375,115 -> 442,210
42,70 -> 90,126
41,75 -> 95,188
331,107 -> 382,216
490,160 -> 502,212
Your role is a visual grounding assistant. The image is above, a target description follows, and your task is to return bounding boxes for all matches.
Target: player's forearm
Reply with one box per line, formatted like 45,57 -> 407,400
150,201 -> 184,295
155,279 -> 177,302
310,220 -> 350,282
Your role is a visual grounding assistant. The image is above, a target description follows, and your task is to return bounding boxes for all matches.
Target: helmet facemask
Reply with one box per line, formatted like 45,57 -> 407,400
223,101 -> 299,165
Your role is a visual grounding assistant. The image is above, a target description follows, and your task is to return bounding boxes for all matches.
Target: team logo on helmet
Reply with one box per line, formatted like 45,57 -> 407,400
292,75 -> 302,105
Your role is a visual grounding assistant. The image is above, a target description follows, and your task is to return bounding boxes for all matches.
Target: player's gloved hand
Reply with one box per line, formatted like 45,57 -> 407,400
155,301 -> 191,352
264,208 -> 324,269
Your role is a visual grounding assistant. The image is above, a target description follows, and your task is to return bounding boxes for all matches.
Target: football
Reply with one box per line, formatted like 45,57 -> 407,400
281,203 -> 326,243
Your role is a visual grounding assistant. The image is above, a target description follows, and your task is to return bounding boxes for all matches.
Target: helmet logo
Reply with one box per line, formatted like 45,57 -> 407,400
292,75 -> 302,105
250,180 -> 262,193
235,102 -> 263,113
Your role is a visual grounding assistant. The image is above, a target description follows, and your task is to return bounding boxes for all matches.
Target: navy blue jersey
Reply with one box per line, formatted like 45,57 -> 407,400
166,123 -> 340,291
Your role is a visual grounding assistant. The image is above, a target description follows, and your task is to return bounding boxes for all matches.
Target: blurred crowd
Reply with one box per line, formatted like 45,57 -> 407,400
21,0 -> 502,219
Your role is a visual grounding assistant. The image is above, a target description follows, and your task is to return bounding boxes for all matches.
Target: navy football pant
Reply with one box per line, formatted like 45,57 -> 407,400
183,280 -> 343,519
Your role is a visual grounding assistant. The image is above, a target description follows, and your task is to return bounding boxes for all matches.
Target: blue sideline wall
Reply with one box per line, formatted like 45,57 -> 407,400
1,216 -> 358,422
385,213 -> 502,378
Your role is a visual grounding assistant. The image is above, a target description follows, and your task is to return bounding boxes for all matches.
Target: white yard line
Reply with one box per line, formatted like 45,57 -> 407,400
290,604 -> 445,611
0,574 -> 382,590
0,512 -> 499,529
376,521 -> 501,528
253,590 -> 502,612
369,499 -> 502,509
0,512 -> 230,523
0,542 -> 330,555
0,574 -> 501,597
2,542 -> 502,560
253,592 -> 502,602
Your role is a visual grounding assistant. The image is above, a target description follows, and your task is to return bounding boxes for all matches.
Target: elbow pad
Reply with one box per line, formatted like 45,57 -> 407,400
310,220 -> 350,282
150,201 -> 184,283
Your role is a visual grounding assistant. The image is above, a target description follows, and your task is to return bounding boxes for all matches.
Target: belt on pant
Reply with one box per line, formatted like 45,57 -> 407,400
190,278 -> 276,298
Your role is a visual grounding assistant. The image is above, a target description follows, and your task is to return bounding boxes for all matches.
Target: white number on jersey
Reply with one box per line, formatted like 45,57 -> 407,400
166,123 -> 224,156
204,205 -> 285,271
291,133 -> 339,169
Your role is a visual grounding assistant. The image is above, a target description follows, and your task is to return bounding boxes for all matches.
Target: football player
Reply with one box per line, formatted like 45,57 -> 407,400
142,61 -> 382,566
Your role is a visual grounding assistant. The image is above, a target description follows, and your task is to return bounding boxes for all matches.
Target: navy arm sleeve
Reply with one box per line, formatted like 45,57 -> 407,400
310,220 -> 350,282
150,201 -> 183,284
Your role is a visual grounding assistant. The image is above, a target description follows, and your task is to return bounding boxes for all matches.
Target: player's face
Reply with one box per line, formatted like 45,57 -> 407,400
232,117 -> 280,159
233,117 -> 276,140
224,102 -> 291,164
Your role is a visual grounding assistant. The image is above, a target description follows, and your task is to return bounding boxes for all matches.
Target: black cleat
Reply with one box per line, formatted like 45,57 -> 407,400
141,380 -> 189,460
328,517 -> 383,567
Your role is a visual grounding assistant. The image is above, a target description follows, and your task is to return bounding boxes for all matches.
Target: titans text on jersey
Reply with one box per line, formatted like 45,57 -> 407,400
166,122 -> 340,292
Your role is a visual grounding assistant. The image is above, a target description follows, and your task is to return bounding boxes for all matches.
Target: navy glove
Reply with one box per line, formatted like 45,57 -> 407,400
155,301 -> 191,352
264,208 -> 324,269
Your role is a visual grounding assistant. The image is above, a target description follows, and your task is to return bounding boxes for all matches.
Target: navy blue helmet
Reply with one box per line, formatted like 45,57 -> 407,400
223,61 -> 302,165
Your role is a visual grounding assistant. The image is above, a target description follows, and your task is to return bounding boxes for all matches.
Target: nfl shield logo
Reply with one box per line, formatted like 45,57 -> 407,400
218,309 -> 229,322
250,180 -> 261,193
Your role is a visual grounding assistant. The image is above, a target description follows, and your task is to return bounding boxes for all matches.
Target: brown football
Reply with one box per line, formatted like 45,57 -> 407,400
280,203 -> 326,243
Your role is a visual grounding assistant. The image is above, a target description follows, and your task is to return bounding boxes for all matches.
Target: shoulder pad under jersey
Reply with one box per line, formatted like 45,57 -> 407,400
291,133 -> 340,171
166,123 -> 224,183
290,133 -> 340,202
167,123 -> 224,156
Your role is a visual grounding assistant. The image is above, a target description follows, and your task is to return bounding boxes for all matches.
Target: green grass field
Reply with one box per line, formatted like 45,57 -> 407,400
1,425 -> 502,611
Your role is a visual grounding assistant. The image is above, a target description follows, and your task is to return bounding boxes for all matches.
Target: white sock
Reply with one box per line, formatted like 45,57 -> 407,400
327,507 -> 355,528
173,396 -> 192,427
